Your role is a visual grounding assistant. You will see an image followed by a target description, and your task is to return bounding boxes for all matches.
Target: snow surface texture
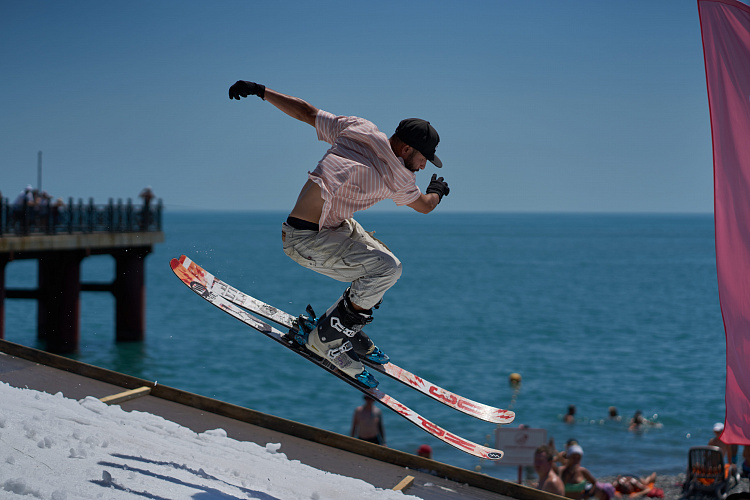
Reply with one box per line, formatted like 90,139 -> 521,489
0,382 -> 415,499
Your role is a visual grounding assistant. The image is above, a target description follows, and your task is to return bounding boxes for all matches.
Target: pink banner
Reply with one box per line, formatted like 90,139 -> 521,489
699,0 -> 750,445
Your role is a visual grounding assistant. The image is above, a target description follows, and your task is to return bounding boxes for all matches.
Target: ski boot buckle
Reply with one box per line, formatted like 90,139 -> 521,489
327,340 -> 353,359
355,368 -> 379,388
287,304 -> 317,346
364,346 -> 390,365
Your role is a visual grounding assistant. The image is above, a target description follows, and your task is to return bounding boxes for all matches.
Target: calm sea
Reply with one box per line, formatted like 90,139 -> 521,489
3,211 -> 726,480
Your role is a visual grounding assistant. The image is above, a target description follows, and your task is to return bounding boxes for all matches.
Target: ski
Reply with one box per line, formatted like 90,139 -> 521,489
170,257 -> 504,460
172,255 -> 515,425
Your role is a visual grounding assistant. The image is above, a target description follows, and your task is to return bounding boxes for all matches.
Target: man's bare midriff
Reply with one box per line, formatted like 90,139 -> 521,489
288,179 -> 324,226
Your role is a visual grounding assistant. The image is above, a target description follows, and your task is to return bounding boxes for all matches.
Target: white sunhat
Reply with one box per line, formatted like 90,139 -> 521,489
567,444 -> 584,457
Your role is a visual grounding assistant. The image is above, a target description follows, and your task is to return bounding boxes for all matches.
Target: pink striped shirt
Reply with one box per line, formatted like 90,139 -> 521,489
309,110 -> 420,229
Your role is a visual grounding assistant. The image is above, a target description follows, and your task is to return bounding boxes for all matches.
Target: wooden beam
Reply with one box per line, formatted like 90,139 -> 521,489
100,386 -> 151,405
0,232 -> 164,255
5,289 -> 40,299
81,282 -> 114,293
392,475 -> 415,491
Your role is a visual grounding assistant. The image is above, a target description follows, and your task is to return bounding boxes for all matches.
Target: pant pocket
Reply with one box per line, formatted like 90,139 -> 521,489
283,235 -> 320,268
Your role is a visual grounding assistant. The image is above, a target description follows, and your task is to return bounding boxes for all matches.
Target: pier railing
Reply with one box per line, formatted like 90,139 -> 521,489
0,197 -> 163,236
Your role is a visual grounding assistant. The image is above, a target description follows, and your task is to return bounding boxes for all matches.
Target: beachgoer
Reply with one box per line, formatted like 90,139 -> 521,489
12,185 -> 35,232
417,444 -> 433,459
139,186 -> 155,230
628,410 -> 645,432
139,186 -> 155,203
708,422 -> 735,465
564,405 -> 577,424
608,406 -> 621,422
534,445 -> 565,496
729,443 -> 739,466
612,473 -> 660,498
552,438 -> 579,471
229,80 -> 449,388
350,395 -> 385,445
591,482 -> 616,500
560,444 -> 598,500
37,190 -> 51,229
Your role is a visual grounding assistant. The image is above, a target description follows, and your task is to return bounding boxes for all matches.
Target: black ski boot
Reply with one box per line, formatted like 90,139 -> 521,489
344,293 -> 389,365
306,290 -> 379,387
349,329 -> 390,365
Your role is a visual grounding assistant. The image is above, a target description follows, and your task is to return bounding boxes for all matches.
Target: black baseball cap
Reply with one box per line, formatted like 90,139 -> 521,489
395,118 -> 442,168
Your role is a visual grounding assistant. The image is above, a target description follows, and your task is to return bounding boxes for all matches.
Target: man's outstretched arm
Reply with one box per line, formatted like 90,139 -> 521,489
408,174 -> 449,214
229,80 -> 318,127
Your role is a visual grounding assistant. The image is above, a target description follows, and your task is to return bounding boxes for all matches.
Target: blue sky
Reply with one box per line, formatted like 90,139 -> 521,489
1,1 -> 713,213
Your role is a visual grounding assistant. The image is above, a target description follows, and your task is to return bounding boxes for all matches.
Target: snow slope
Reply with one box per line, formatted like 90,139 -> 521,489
0,382 -> 415,499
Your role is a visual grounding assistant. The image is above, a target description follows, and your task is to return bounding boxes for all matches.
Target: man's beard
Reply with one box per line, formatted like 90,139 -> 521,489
403,149 -> 421,172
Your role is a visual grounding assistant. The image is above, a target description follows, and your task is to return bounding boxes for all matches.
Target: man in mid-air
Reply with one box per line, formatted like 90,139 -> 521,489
229,80 -> 449,387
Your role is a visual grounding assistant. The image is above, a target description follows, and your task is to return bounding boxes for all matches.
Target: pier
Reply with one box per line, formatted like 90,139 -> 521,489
0,195 -> 164,353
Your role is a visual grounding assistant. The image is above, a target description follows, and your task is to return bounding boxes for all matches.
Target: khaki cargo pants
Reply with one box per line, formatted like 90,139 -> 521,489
281,218 -> 402,310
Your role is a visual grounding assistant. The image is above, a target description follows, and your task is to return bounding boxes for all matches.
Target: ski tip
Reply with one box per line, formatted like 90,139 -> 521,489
496,410 -> 516,424
170,255 -> 189,267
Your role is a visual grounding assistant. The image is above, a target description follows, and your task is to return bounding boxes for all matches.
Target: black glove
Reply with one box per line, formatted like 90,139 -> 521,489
426,174 -> 450,203
228,80 -> 266,100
